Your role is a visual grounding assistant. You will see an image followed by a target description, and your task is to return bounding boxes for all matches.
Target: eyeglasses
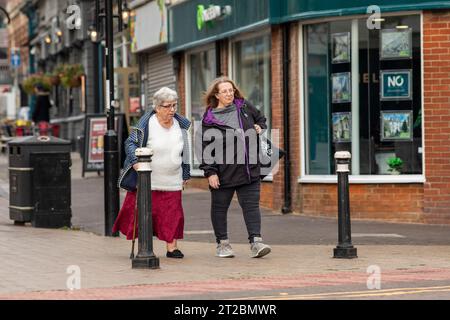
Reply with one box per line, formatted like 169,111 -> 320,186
218,89 -> 235,95
159,103 -> 178,110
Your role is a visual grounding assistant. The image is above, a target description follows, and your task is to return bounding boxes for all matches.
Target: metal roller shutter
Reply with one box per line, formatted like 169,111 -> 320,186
145,47 -> 176,106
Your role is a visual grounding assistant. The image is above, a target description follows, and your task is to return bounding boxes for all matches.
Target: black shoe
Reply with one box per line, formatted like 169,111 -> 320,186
166,249 -> 184,259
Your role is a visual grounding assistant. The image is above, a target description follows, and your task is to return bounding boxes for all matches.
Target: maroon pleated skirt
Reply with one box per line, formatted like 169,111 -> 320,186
112,190 -> 184,243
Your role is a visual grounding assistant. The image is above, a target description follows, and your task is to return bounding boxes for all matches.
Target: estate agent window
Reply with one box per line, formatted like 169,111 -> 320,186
303,14 -> 422,177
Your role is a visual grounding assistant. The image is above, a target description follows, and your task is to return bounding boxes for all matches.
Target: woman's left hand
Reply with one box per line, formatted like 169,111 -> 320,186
254,124 -> 262,135
183,180 -> 188,190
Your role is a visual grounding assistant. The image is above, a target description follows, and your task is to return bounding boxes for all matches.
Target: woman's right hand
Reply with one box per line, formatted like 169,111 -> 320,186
208,174 -> 220,189
133,163 -> 140,171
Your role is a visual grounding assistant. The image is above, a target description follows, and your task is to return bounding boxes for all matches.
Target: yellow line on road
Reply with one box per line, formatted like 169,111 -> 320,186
234,285 -> 450,300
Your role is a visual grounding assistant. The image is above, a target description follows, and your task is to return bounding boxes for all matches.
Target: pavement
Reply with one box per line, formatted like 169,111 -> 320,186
1,150 -> 450,300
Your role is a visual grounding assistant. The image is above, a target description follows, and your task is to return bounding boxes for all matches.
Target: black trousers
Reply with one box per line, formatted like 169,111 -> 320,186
210,180 -> 261,243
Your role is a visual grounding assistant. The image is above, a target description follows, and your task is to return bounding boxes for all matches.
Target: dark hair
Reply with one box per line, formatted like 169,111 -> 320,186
203,76 -> 245,110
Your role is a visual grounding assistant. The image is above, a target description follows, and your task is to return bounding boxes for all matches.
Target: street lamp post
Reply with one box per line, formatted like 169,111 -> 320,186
90,0 -> 130,236
103,0 -> 120,237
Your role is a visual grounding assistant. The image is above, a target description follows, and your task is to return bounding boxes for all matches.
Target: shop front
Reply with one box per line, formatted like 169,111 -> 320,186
168,0 -> 274,202
169,0 -> 450,224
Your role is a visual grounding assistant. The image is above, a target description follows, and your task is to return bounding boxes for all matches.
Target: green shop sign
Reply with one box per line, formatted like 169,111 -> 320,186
168,0 -> 269,53
196,4 -> 232,30
169,0 -> 450,53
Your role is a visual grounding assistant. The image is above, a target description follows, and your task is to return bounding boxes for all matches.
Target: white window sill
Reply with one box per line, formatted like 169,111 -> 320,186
298,175 -> 425,184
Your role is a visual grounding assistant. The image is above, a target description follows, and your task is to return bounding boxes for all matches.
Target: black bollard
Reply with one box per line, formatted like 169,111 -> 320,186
333,151 -> 357,259
132,148 -> 160,269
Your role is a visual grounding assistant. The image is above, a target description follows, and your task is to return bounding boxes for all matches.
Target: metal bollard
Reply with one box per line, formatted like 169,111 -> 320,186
132,148 -> 160,269
333,151 -> 357,259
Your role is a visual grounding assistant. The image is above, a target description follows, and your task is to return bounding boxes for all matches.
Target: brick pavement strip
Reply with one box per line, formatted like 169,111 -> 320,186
2,268 -> 450,300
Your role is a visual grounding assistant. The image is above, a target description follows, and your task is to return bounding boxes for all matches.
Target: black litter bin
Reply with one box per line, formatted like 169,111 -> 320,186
8,136 -> 72,228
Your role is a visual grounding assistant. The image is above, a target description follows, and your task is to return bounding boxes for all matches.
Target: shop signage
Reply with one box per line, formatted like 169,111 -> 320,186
10,49 -> 20,68
169,0 -> 266,53
82,114 -> 126,176
133,0 -> 167,52
380,70 -> 411,100
66,5 -> 82,30
196,4 -> 232,30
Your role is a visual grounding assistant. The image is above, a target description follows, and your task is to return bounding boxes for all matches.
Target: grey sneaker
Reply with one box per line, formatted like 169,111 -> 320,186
250,237 -> 271,258
216,239 -> 235,258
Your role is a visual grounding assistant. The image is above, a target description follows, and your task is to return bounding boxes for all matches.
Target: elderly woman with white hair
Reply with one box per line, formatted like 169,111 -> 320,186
114,87 -> 191,259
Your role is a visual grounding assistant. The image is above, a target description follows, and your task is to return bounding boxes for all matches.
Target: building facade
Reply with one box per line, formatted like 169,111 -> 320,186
18,0 -> 99,150
129,0 -> 177,121
169,0 -> 450,224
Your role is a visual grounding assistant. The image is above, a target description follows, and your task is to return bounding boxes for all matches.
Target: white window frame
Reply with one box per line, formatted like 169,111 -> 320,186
185,44 -> 216,177
298,11 -> 426,184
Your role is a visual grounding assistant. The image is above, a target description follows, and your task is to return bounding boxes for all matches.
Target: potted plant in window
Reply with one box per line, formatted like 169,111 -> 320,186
387,157 -> 403,175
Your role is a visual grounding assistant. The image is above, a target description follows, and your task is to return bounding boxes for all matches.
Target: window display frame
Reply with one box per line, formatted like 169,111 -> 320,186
332,112 -> 352,143
331,72 -> 352,103
380,110 -> 414,141
380,28 -> 413,60
331,32 -> 351,64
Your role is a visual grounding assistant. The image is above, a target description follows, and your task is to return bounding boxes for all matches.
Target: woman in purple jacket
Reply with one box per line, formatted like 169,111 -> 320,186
199,77 -> 271,259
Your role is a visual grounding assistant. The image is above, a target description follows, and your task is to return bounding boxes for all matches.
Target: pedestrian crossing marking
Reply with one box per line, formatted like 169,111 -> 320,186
353,233 -> 405,238
184,230 -> 214,235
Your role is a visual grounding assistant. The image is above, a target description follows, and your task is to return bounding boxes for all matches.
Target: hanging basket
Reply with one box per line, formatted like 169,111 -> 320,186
49,75 -> 61,86
22,74 -> 52,95
69,76 -> 82,88
59,64 -> 85,89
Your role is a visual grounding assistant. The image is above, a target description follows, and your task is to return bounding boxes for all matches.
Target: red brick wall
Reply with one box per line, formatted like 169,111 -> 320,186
289,24 -> 302,212
300,184 -> 424,223
422,10 -> 450,224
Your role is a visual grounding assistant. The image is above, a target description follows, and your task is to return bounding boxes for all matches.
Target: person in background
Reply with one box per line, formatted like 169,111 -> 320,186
32,84 -> 52,135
